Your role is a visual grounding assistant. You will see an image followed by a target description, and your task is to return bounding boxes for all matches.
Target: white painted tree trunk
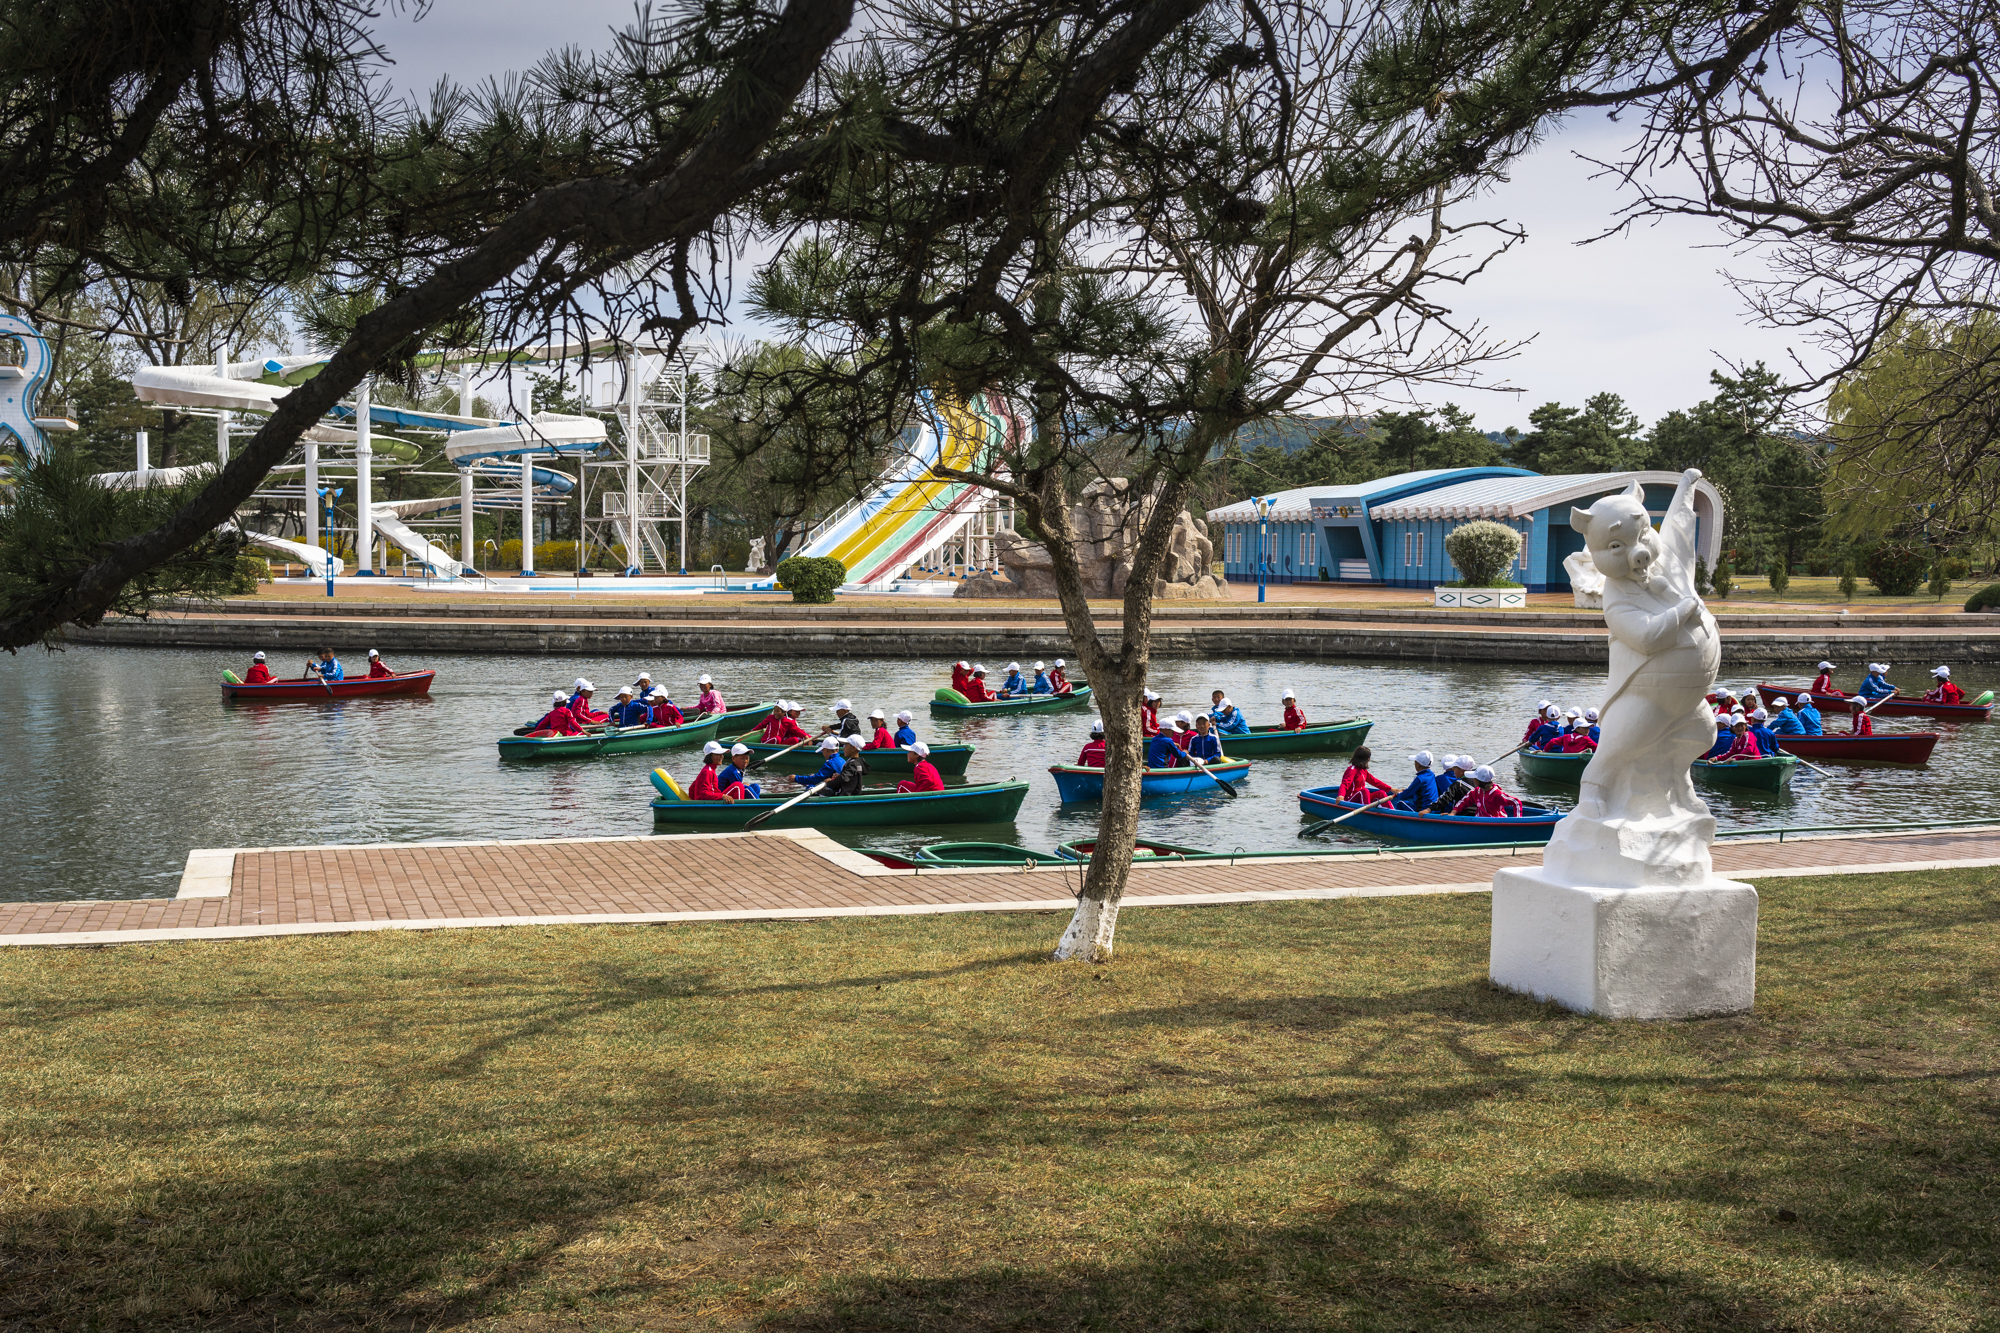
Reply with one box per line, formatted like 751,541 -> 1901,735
1053,893 -> 1120,961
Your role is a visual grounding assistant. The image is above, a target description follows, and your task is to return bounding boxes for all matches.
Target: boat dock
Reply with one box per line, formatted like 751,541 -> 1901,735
4,826 -> 1996,948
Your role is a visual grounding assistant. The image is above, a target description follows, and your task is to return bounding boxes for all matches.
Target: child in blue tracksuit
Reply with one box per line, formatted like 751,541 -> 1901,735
1796,698 -> 1823,734
1702,721 -> 1732,760
892,711 -> 918,746
718,744 -> 762,799
1185,716 -> 1224,762
1002,663 -> 1028,694
1211,700 -> 1250,735
1749,712 -> 1779,756
306,649 -> 344,680
1769,700 -> 1805,734
793,739 -> 846,787
1393,753 -> 1442,811
1858,664 -> 1895,700
1146,727 -> 1187,768
1030,663 -> 1053,694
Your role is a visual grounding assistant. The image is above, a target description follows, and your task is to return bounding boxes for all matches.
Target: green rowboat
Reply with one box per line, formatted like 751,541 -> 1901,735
929,685 -> 1092,716
1692,754 -> 1797,793
1515,747 -> 1593,782
1215,718 -> 1372,757
916,841 -> 1070,866
736,739 -> 975,776
649,769 -> 1030,829
498,712 -> 722,759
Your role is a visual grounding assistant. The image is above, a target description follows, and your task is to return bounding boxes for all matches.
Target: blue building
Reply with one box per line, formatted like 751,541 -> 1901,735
1207,469 -> 1725,592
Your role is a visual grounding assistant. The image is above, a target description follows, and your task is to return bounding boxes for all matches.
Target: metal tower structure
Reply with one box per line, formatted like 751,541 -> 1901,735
582,352 -> 709,573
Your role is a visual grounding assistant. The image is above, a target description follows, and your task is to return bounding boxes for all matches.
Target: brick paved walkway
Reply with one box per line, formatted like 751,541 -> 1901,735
2,827 -> 1996,947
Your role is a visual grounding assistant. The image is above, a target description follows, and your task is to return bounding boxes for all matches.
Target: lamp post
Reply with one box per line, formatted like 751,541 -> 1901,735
1253,496 -> 1269,604
322,486 -> 343,598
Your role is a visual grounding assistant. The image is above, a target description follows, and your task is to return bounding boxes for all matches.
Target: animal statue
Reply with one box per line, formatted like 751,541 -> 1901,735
0,314 -> 55,463
1544,470 -> 1721,888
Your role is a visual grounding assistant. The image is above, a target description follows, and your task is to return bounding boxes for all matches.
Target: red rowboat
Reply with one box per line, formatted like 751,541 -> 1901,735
221,670 -> 436,701
1755,684 -> 1992,722
1772,732 -> 1939,764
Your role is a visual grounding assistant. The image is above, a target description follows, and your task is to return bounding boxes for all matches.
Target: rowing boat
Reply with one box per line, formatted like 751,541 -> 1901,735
1754,684 -> 1993,721
498,711 -> 723,759
1772,732 -> 1938,764
221,669 -> 435,701
916,841 -> 1070,866
1211,718 -> 1373,756
648,769 -> 1030,828
1053,838 -> 1211,861
1515,747 -> 1593,782
929,685 -> 1093,716
732,739 -> 976,776
1047,759 -> 1251,802
1691,753 -> 1797,792
1296,787 -> 1563,844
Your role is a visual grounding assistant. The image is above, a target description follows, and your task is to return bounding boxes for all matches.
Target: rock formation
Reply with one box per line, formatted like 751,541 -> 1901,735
954,478 -> 1228,599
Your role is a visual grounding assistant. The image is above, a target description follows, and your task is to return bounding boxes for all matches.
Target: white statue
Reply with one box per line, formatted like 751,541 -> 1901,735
1563,547 -> 1606,609
746,537 -> 766,573
1490,470 -> 1756,1018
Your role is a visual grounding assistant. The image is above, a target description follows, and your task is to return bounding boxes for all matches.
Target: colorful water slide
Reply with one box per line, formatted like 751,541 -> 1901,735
235,529 -> 347,578
796,393 -> 1017,587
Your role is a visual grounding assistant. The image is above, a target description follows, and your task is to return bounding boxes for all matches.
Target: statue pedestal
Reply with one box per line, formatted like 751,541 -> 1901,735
1489,868 -> 1757,1019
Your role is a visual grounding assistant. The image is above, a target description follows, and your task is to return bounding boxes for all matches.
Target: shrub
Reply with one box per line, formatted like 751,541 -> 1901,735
775,555 -> 847,603
1693,556 -> 1710,597
229,554 -> 270,594
1838,566 -> 1858,599
1711,561 -> 1734,599
1943,556 -> 1970,579
1929,561 -> 1953,600
1768,565 -> 1790,594
1443,520 -> 1522,587
1963,583 -> 2000,612
1865,542 -> 1930,596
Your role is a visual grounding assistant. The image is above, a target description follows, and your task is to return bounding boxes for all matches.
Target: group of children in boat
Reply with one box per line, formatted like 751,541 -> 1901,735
529,672 -> 731,737
1065,687 -> 1312,769
1336,748 -> 1525,818
688,700 -> 943,803
1811,660 -> 1968,706
1519,702 -> 1603,756
948,660 -> 1074,701
241,648 -> 399,683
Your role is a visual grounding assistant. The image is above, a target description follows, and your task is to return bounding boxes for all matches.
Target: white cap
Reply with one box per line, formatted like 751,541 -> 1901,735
1772,696 -> 1789,707
1564,708 -> 1581,719
1933,665 -> 1951,677
1537,699 -> 1551,709
1218,698 -> 1233,709
1410,750 -> 1433,768
1719,687 -> 1737,697
784,700 -> 801,711
731,743 -> 751,756
1448,755 -> 1468,769
1584,709 -> 1598,722
1054,659 -> 1066,667
1174,710 -> 1194,725
1143,689 -> 1160,701
1282,688 -> 1295,700
1007,661 -> 1020,670
616,686 -> 634,698
573,678 -> 590,691
838,734 -> 862,748
368,648 -> 380,658
698,673 -> 713,684
955,660 -> 968,668
1716,716 -> 1729,728
895,710 -> 912,723
551,692 -> 567,705
1751,707 -> 1769,720
1869,662 -> 1888,673
1472,766 -> 1494,782
1544,705 -> 1560,718
1033,661 -> 1046,670
817,737 -> 839,751
909,741 -> 931,757
253,651 -> 265,660
1090,718 -> 1105,734
1818,660 -> 1835,670
636,671 -> 652,680
869,708 -> 886,719
1731,712 -> 1748,724
702,741 -> 725,756
833,698 -> 853,711
973,663 -> 987,673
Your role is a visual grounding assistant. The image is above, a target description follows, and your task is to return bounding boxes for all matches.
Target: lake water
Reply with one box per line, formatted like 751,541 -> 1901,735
3,645 -> 1992,902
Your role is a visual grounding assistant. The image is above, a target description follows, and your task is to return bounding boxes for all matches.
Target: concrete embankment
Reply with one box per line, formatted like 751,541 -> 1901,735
67,601 -> 2000,667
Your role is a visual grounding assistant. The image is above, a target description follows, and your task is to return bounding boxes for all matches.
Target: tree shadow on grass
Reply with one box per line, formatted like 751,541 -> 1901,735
0,1145 -> 642,1330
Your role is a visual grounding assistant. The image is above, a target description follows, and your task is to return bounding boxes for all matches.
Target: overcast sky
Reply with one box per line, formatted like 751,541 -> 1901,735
373,2 -> 1816,434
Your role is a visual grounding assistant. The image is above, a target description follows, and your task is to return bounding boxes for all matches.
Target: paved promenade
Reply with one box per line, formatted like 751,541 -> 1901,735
3,826 -> 1995,947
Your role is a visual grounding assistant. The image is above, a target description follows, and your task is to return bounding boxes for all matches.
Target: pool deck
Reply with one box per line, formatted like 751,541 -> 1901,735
4,826 -> 1996,948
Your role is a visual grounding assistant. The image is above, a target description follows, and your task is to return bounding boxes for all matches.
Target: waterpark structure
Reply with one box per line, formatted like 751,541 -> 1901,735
2,311 -> 1029,594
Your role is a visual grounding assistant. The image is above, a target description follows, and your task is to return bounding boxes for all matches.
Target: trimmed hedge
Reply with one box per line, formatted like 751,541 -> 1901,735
1865,542 -> 1930,596
776,555 -> 847,603
1443,520 -> 1522,587
1965,584 -> 2000,612
229,555 -> 271,594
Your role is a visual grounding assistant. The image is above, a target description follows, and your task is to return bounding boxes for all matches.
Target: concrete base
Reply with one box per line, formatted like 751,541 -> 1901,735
1489,866 -> 1757,1019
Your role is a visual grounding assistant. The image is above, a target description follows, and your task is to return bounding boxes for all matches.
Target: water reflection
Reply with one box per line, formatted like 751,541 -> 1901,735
0,644 -> 1986,901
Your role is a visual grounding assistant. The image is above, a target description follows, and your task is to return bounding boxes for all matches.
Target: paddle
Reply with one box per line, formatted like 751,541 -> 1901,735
744,736 -> 814,771
1786,753 -> 1834,778
1181,748 -> 1239,798
1300,793 -> 1395,837
744,777 -> 830,831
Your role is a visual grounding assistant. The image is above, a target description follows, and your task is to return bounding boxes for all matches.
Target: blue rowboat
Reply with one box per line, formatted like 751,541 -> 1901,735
1048,760 -> 1250,802
1297,786 -> 1562,844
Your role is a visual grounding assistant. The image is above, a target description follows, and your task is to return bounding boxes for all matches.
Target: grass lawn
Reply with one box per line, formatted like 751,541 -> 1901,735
1,870 -> 1994,1332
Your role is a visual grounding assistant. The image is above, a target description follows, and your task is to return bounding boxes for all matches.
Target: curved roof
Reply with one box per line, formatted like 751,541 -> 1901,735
1205,467 -> 1534,523
1366,471 -> 1721,522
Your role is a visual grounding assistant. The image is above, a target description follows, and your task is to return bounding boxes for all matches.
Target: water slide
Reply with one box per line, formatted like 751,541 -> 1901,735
128,363 -> 602,578
795,392 -> 1017,588
236,529 -> 347,578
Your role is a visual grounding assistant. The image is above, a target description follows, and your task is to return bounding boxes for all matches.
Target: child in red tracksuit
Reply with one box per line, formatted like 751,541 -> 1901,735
244,652 -> 273,683
533,692 -> 583,736
1337,746 -> 1394,804
1281,690 -> 1306,730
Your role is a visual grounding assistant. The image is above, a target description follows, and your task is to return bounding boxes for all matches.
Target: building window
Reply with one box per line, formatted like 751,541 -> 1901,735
1227,530 -> 1242,565
1404,531 -> 1424,568
1300,531 -> 1315,570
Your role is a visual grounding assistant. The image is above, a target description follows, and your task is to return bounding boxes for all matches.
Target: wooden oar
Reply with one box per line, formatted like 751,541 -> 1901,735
744,778 -> 831,831
1786,752 -> 1833,778
1179,746 -> 1238,798
1301,793 -> 1395,837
